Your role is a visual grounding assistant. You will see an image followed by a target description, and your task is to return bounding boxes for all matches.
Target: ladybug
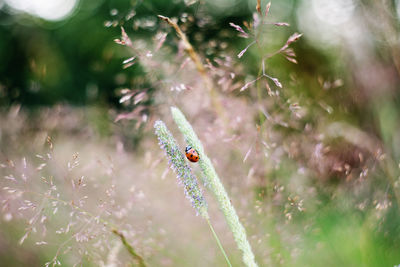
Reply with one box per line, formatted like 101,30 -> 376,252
185,146 -> 200,162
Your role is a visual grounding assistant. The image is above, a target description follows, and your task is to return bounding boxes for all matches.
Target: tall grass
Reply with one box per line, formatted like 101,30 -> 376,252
1,0 -> 400,266
171,107 -> 257,267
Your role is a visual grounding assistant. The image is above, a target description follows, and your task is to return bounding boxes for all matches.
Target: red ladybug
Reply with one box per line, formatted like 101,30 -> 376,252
185,146 -> 200,162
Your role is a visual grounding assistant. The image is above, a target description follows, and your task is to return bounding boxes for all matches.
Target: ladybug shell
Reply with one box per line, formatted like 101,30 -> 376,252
185,146 -> 199,162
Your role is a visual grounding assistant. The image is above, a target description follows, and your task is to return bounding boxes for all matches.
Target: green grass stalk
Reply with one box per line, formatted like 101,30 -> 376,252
154,120 -> 232,266
171,107 -> 258,267
112,229 -> 146,267
206,218 -> 233,267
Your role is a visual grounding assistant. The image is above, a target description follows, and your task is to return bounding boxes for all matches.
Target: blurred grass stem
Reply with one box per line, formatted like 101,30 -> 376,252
157,15 -> 210,89
157,15 -> 227,123
112,229 -> 146,267
206,218 -> 233,267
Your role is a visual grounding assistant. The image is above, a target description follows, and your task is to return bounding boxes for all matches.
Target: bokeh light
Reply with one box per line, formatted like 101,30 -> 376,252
4,0 -> 78,21
312,0 -> 355,26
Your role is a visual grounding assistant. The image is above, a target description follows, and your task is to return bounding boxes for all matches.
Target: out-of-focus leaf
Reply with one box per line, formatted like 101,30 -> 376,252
134,92 -> 147,105
155,32 -> 167,51
286,33 -> 303,45
285,56 -> 298,64
238,41 -> 255,58
119,93 -> 134,103
270,77 -> 282,88
279,33 -> 303,52
122,57 -> 136,69
240,79 -> 257,91
265,2 -> 271,16
273,22 -> 290,27
120,27 -> 133,47
243,146 -> 252,162
229,22 -> 249,38
122,57 -> 136,65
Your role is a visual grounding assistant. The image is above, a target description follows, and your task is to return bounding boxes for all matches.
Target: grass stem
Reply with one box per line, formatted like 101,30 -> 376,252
206,219 -> 233,267
112,229 -> 146,267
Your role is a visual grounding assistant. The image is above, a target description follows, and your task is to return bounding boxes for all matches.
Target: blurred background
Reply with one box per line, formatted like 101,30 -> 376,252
1,0 -> 400,266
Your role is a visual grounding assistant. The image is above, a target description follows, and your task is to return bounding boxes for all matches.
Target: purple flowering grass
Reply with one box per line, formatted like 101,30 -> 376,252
154,120 -> 208,218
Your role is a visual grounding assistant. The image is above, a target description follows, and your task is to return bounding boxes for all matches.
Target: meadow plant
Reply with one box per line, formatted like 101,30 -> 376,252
0,108 -> 148,266
229,1 -> 302,92
154,120 -> 208,218
171,107 -> 258,267
3,0 -> 400,266
154,120 -> 232,267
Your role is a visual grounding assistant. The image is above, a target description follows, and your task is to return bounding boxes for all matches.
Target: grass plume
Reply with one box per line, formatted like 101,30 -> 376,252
154,120 -> 208,218
170,107 -> 258,267
154,120 -> 232,266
